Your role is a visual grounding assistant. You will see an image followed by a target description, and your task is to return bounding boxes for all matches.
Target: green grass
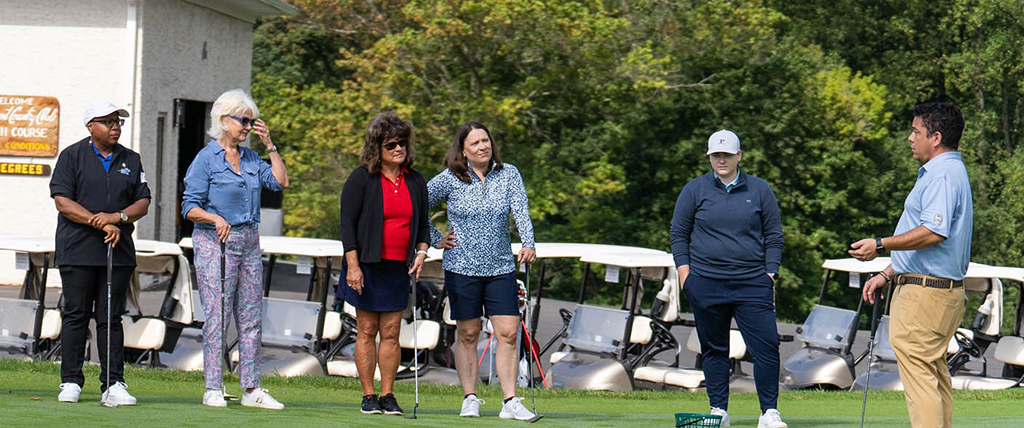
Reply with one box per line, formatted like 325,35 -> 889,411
3,359 -> 1024,427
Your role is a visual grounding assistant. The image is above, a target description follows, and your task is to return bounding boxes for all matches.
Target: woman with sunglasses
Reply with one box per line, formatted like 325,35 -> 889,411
339,112 -> 431,415
427,121 -> 537,421
181,89 -> 289,409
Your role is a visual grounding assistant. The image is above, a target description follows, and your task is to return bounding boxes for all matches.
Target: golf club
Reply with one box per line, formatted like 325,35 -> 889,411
219,240 -> 237,400
406,273 -> 419,419
859,285 -> 884,428
100,242 -> 117,408
523,263 -> 543,422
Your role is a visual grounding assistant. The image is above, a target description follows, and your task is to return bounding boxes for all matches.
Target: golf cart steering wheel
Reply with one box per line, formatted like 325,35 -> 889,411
954,331 -> 981,357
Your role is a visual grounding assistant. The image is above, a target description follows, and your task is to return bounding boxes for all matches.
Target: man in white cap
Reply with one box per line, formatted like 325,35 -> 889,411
49,99 -> 150,405
670,130 -> 787,428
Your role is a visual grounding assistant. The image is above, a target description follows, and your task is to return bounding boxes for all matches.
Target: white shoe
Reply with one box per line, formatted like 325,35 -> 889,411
460,394 -> 485,417
102,382 -> 137,406
758,409 -> 788,428
499,397 -> 537,421
58,383 -> 81,403
241,388 -> 284,410
710,407 -> 730,427
203,389 -> 227,408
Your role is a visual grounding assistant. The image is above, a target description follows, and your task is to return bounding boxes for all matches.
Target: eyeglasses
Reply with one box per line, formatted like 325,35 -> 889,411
382,139 -> 409,151
90,118 -> 124,127
229,115 -> 255,128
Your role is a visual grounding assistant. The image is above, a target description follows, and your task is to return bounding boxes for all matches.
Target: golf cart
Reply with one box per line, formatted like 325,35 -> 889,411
0,234 -> 60,360
850,260 -> 1022,391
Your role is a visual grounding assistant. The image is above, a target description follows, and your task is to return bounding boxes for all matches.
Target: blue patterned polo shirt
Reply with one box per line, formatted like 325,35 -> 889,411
427,162 -> 535,277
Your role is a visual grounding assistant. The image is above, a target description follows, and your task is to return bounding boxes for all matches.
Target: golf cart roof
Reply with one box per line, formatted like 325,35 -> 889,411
579,251 -> 675,269
510,242 -> 669,260
179,236 -> 345,258
0,234 -> 54,253
135,239 -> 183,257
822,257 -> 1024,282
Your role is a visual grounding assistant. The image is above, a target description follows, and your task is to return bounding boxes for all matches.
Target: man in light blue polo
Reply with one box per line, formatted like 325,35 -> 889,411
850,102 -> 972,428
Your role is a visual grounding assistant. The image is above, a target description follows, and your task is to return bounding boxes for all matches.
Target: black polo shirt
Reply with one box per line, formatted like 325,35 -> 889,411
50,137 -> 151,267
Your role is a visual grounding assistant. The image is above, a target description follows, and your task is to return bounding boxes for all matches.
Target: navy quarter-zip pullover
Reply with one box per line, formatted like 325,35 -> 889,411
670,170 -> 783,279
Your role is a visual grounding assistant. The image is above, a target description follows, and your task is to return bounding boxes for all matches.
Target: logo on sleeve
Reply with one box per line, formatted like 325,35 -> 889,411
934,214 -> 943,225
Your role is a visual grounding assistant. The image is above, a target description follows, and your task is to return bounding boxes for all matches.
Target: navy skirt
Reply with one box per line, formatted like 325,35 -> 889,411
338,259 -> 410,313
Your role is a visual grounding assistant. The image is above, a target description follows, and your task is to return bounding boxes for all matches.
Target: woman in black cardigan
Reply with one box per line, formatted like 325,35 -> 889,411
339,112 -> 430,415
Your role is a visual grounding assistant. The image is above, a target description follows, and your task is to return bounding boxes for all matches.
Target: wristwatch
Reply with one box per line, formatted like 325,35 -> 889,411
119,211 -> 128,224
875,237 -> 885,253
267,144 -> 278,153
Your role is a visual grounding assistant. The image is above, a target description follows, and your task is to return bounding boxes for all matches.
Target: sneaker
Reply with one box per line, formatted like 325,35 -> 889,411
460,394 -> 484,417
710,407 -> 730,427
203,389 -> 227,408
361,394 -> 382,414
379,394 -> 403,415
758,409 -> 788,428
499,397 -> 537,421
240,388 -> 284,410
58,383 -> 81,403
102,382 -> 138,406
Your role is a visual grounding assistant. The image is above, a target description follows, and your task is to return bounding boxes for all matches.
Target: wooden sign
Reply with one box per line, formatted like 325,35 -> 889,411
0,162 -> 51,176
0,95 -> 60,157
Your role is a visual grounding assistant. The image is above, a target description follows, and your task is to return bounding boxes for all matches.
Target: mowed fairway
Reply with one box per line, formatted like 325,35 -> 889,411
3,359 -> 1024,427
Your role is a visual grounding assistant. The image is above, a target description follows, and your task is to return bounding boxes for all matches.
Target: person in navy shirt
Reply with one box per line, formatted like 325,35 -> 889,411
181,89 -> 288,410
427,121 -> 537,421
50,99 -> 150,406
851,102 -> 972,428
670,129 -> 787,428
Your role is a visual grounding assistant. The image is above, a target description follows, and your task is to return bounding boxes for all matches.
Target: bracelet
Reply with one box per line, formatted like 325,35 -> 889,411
878,271 -> 892,282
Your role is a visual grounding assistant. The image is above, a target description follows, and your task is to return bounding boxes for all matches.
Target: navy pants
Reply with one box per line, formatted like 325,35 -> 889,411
683,272 -> 780,412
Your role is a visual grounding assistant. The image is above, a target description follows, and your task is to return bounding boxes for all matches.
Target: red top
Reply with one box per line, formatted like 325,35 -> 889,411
380,170 -> 412,261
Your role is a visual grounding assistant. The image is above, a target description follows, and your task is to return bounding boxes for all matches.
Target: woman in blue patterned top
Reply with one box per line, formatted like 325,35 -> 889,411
427,121 -> 537,421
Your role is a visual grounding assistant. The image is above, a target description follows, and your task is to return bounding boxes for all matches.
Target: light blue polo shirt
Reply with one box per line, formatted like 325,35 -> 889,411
891,151 -> 973,280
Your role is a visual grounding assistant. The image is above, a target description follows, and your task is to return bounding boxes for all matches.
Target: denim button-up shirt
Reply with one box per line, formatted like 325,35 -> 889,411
891,151 -> 973,280
181,140 -> 282,228
428,162 -> 535,277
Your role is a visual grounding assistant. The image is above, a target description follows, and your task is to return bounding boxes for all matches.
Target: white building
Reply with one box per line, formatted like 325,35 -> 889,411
0,0 -> 296,284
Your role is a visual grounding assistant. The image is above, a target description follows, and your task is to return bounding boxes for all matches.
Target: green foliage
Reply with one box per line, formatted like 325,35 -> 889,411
251,0 -> 1024,323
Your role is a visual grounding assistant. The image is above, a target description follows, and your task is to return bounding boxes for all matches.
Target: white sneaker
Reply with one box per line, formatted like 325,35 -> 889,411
710,407 -> 730,427
203,389 -> 227,408
460,394 -> 485,417
499,397 -> 537,421
58,383 -> 81,403
241,388 -> 284,410
102,382 -> 137,406
758,409 -> 788,428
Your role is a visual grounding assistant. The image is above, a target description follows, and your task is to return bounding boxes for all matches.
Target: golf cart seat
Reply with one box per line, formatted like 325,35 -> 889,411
122,315 -> 167,352
326,317 -> 441,377
548,314 -> 657,365
40,308 -> 61,340
633,328 -> 747,389
951,336 -> 1024,390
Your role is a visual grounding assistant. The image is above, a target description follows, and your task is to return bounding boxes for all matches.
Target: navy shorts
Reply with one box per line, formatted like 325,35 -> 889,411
445,270 -> 519,320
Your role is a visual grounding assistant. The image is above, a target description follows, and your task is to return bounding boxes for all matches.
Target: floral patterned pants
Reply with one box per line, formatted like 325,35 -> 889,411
193,225 -> 262,390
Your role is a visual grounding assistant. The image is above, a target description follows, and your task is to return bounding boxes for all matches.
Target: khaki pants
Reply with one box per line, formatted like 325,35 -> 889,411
889,283 -> 965,428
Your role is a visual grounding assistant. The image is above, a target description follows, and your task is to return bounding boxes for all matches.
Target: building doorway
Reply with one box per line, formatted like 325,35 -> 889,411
175,99 -> 211,241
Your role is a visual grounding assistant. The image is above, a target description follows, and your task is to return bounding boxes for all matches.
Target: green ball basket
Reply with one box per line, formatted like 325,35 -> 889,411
675,412 -> 723,428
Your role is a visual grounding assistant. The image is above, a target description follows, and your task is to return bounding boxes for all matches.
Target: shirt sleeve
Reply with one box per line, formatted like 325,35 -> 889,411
257,154 -> 282,191
180,152 -> 210,218
508,166 -> 535,248
917,175 -> 957,238
132,157 -> 152,202
760,184 -> 784,274
669,184 -> 695,268
340,169 -> 366,254
426,171 -> 451,247
49,148 -> 77,200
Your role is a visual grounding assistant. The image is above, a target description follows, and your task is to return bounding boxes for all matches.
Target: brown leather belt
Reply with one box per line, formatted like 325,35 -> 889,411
895,273 -> 963,289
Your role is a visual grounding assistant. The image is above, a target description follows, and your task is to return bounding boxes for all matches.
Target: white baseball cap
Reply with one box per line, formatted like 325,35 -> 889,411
706,129 -> 741,155
83,99 -> 129,126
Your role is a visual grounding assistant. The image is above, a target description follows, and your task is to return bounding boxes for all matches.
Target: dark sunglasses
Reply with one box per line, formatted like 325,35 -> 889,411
90,118 -> 124,127
229,115 -> 256,128
382,139 -> 409,151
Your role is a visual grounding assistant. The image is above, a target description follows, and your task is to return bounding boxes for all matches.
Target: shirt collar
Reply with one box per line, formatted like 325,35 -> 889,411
710,168 -> 744,190
467,160 -> 498,180
208,139 -> 226,154
89,140 -> 118,160
919,151 -> 961,176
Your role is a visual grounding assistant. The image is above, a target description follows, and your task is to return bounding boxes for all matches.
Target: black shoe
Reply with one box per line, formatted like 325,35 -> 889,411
361,395 -> 382,414
379,394 -> 404,415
